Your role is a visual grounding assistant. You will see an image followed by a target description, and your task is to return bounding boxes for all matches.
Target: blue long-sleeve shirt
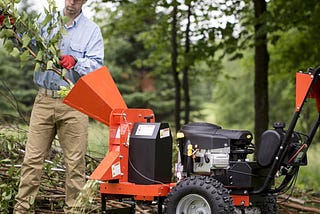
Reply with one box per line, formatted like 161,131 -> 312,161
34,11 -> 104,90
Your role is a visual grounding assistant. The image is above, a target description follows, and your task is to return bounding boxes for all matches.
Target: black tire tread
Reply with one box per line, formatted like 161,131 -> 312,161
163,176 -> 235,214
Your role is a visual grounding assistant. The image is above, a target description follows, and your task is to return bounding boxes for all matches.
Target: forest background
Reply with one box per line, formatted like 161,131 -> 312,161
1,0 -> 320,212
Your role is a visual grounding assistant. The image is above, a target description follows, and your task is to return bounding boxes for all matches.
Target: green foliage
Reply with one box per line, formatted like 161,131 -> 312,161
208,50 -> 254,131
0,0 -> 72,87
267,0 -> 320,74
0,48 -> 36,124
93,0 -> 244,126
93,0 -> 176,122
296,143 -> 320,192
266,0 -> 320,133
57,85 -> 74,98
0,0 -> 76,122
0,127 -> 27,213
208,0 -> 320,133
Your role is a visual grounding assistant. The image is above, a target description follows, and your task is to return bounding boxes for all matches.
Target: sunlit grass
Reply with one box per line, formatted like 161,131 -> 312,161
87,121 -> 109,159
296,143 -> 320,192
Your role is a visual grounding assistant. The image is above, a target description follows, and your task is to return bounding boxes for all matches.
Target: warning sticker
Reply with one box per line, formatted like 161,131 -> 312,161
112,162 -> 121,177
160,128 -> 170,138
135,124 -> 156,136
115,127 -> 120,138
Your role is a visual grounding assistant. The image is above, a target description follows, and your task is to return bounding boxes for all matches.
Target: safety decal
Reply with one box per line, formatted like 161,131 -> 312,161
160,128 -> 170,138
112,162 -> 121,177
135,124 -> 156,136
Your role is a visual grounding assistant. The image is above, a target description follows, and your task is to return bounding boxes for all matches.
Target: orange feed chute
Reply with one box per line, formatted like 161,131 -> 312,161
63,66 -> 127,125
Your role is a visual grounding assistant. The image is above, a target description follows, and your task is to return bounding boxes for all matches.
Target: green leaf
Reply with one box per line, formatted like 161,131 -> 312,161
0,30 -> 6,38
48,44 -> 57,56
50,33 -> 60,44
0,29 -> 14,38
34,63 -> 41,72
5,29 -> 14,37
10,47 -> 20,57
21,12 -> 28,22
3,17 -> 13,29
53,55 -> 60,65
22,34 -> 31,48
47,60 -> 54,70
61,68 -> 67,77
36,39 -> 48,50
57,85 -> 73,98
42,13 -> 53,27
3,39 -> 14,52
35,50 -> 43,61
62,16 -> 70,26
20,50 -> 30,62
0,158 -> 11,163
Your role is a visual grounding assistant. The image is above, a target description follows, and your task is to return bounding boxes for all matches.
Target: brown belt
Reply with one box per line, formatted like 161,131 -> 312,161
38,87 -> 61,98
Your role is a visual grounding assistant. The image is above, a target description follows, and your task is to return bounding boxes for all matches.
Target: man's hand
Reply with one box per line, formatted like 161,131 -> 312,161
0,15 -> 14,26
0,15 -> 5,25
59,55 -> 77,70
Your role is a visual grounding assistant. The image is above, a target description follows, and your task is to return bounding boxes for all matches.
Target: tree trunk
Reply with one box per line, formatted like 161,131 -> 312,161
253,0 -> 269,156
182,3 -> 192,125
171,1 -> 181,131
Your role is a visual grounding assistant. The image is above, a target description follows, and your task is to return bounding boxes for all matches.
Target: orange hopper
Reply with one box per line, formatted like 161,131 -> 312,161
63,66 -> 127,125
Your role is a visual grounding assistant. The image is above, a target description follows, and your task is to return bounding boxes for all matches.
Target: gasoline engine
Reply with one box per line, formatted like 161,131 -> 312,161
177,122 -> 253,176
175,121 -> 307,190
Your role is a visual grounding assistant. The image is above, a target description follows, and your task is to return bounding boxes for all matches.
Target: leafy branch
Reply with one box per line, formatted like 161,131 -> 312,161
0,0 -> 73,86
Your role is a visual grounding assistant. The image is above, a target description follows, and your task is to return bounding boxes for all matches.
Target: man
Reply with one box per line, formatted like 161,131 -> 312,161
13,0 -> 104,212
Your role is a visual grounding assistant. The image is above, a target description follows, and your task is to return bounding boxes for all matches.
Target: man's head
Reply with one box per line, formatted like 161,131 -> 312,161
64,0 -> 87,19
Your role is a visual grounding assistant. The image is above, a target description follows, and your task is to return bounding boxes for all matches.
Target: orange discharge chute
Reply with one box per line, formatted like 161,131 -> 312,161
63,66 -> 127,126
296,72 -> 320,113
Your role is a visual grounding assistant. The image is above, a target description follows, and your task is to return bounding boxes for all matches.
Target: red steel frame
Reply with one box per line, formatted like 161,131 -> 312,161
89,108 -> 249,205
90,108 -> 176,201
63,66 -> 251,206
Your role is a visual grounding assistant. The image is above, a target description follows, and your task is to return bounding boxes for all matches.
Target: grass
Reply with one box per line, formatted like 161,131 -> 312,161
87,121 -> 109,159
296,143 -> 320,193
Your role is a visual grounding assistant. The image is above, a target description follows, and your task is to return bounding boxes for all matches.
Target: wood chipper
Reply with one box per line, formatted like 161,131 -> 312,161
63,66 -> 320,213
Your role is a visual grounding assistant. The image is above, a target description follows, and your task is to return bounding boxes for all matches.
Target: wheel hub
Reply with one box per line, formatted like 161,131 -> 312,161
176,194 -> 211,214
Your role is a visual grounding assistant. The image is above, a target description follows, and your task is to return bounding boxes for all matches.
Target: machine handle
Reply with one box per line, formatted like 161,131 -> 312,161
144,115 -> 154,123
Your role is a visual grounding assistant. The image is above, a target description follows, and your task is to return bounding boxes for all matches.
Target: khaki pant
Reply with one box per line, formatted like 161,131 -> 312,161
14,92 -> 88,213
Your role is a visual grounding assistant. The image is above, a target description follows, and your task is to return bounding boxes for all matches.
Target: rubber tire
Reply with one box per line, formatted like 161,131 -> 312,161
260,194 -> 277,214
164,176 -> 235,214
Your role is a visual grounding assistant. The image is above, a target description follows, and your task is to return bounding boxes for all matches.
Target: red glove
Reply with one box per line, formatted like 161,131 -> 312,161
0,15 -> 14,26
0,15 -> 4,25
59,55 -> 76,70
